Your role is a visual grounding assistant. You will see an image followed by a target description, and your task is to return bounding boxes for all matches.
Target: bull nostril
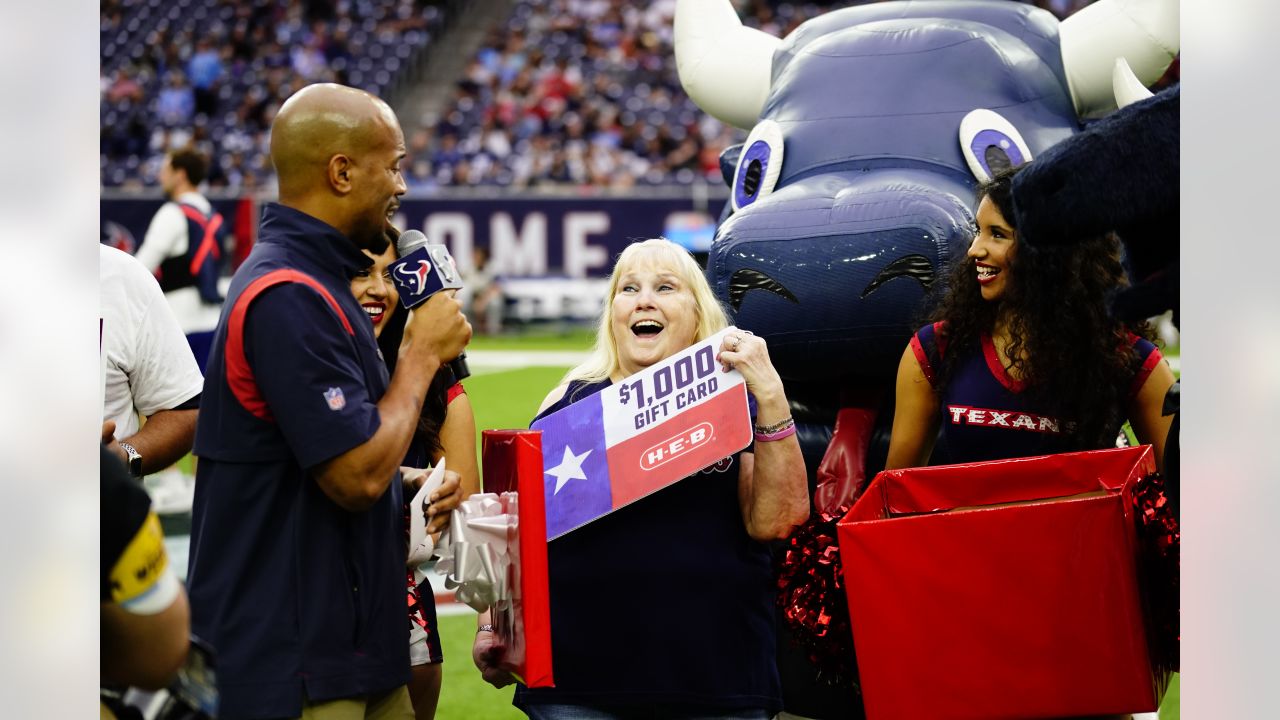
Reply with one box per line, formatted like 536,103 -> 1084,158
743,159 -> 763,198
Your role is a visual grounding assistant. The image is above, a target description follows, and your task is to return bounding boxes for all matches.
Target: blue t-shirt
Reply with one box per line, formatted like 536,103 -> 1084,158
911,321 -> 1163,463
514,379 -> 781,713
189,204 -> 408,719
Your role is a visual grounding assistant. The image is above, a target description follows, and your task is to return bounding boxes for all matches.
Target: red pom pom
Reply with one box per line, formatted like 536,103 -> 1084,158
1131,471 -> 1180,677
775,507 -> 861,689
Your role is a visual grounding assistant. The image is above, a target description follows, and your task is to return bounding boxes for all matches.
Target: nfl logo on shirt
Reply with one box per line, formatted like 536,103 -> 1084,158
532,328 -> 753,539
324,387 -> 346,411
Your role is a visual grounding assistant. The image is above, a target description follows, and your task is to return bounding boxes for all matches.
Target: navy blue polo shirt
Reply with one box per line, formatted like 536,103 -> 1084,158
189,203 -> 408,719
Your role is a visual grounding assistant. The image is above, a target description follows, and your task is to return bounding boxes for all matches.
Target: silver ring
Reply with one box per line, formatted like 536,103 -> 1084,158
729,335 -> 741,351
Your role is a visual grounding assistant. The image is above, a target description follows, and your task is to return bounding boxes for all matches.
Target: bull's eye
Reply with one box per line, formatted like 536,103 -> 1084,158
959,109 -> 1032,182
732,119 -> 784,211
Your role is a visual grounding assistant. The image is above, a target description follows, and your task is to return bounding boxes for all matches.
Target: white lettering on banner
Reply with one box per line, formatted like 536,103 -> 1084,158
563,212 -> 610,278
424,213 -> 474,272
639,422 -> 714,471
491,212 -> 548,275
601,328 -> 745,446
946,405 -> 1067,434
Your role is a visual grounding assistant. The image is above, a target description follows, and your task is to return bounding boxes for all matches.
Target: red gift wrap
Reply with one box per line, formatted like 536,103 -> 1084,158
837,446 -> 1169,720
482,429 -> 555,688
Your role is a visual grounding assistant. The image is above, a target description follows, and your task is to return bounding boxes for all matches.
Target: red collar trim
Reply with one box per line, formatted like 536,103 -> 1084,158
982,333 -> 1027,393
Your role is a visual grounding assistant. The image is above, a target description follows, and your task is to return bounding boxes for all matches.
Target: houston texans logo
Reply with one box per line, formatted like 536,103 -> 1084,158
396,259 -> 432,295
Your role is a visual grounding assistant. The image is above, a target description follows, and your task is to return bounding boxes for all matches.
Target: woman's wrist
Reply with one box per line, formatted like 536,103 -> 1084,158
754,415 -> 797,442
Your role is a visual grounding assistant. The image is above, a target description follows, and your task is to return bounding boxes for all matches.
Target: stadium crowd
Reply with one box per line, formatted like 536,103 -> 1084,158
101,0 -> 453,190
102,0 -> 1101,192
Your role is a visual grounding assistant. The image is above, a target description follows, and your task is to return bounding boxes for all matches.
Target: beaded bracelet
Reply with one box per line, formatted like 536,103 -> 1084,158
754,415 -> 795,435
754,416 -> 797,442
755,423 -> 797,442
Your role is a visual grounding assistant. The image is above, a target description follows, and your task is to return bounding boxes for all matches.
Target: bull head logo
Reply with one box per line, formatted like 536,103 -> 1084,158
396,259 -> 432,296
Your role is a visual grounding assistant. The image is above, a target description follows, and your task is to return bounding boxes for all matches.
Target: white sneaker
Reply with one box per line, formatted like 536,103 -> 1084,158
143,468 -> 195,515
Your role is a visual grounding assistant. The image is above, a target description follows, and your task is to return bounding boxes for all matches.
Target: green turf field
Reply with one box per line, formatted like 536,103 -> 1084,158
468,326 -> 596,352
437,612 -> 526,720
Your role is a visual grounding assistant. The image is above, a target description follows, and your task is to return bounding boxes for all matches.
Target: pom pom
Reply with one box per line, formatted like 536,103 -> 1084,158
775,506 -> 861,690
1131,470 -> 1180,678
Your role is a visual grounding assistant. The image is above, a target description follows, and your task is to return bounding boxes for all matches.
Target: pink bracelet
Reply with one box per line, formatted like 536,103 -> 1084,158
754,423 -> 797,442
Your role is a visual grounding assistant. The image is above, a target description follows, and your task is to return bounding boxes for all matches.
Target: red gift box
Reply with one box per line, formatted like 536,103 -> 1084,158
837,446 -> 1168,720
482,429 -> 554,688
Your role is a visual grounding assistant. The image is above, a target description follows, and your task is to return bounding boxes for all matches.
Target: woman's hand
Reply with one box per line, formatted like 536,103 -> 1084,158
400,466 -> 462,536
425,470 -> 463,536
472,629 -> 515,688
717,329 -> 786,407
719,329 -> 810,540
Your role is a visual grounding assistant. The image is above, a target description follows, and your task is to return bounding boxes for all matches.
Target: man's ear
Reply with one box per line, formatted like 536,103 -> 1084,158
328,154 -> 354,194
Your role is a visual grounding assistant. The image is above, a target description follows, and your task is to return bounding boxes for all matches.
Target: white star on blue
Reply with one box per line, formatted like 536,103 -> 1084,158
545,445 -> 593,495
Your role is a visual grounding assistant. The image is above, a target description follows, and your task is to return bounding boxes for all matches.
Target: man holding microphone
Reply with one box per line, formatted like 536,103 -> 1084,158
186,83 -> 471,720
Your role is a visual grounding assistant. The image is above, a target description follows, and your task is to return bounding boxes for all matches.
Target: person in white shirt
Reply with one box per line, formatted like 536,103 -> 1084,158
135,147 -> 227,368
101,243 -> 203,487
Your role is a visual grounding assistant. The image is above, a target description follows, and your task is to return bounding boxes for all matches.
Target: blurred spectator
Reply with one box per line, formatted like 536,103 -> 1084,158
100,444 -> 191,708
462,246 -> 505,336
136,147 -> 228,373
187,38 -> 224,116
100,243 -> 203,511
156,71 -> 196,126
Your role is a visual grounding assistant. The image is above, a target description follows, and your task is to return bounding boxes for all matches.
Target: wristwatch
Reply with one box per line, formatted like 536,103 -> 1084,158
117,441 -> 143,478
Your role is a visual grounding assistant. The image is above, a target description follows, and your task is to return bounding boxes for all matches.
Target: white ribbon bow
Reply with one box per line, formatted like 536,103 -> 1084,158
435,492 -> 519,612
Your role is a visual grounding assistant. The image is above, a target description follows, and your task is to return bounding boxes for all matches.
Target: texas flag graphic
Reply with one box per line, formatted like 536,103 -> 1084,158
532,328 -> 753,539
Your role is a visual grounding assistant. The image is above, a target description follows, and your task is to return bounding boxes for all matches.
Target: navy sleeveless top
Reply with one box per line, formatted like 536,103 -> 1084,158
514,379 -> 781,712
911,322 -> 1163,464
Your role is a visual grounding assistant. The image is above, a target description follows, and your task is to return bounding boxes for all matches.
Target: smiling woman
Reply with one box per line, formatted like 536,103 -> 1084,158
350,243 -> 398,333
471,238 -> 809,718
885,166 -> 1177,473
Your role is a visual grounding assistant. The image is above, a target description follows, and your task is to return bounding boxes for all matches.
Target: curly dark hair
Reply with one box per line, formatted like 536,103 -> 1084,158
376,298 -> 454,461
925,166 -> 1153,451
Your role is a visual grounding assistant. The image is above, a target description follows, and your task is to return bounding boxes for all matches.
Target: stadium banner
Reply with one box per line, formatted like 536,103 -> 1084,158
531,328 -> 752,539
100,196 -> 722,277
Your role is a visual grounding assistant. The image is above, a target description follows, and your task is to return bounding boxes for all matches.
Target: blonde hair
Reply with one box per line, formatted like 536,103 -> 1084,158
565,238 -> 728,385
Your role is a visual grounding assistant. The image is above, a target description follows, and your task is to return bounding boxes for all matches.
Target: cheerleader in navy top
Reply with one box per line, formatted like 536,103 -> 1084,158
886,167 -> 1176,471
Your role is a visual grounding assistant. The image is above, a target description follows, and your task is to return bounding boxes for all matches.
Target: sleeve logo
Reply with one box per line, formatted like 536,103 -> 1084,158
324,386 -> 347,411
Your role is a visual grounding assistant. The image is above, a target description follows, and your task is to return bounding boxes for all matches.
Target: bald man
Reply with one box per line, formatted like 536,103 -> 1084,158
187,84 -> 470,720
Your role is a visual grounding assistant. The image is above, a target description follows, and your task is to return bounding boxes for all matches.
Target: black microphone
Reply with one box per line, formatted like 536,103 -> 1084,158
390,230 -> 470,382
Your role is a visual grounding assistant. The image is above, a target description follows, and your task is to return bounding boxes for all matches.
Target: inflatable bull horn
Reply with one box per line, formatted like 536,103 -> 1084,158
1113,56 -> 1157,108
1060,0 -> 1178,117
676,0 -> 1178,129
672,0 -> 780,130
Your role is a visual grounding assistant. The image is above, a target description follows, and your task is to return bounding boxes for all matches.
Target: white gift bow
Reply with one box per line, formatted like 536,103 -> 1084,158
436,492 -> 515,612
406,459 -> 447,567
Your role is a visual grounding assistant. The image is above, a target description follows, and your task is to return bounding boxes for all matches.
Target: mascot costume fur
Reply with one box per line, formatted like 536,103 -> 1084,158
672,0 -> 1179,716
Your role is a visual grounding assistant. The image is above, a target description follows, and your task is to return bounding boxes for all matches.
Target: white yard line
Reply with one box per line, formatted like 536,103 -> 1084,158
466,349 -> 589,369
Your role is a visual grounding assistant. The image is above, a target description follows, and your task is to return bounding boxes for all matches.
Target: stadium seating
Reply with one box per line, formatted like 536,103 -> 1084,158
100,0 -> 1098,190
101,0 -> 455,189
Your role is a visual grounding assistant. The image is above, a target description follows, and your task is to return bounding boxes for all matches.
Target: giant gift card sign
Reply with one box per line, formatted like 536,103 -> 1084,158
531,327 -> 753,539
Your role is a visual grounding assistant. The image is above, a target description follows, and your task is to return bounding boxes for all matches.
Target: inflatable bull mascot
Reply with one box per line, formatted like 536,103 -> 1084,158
673,0 -> 1178,716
